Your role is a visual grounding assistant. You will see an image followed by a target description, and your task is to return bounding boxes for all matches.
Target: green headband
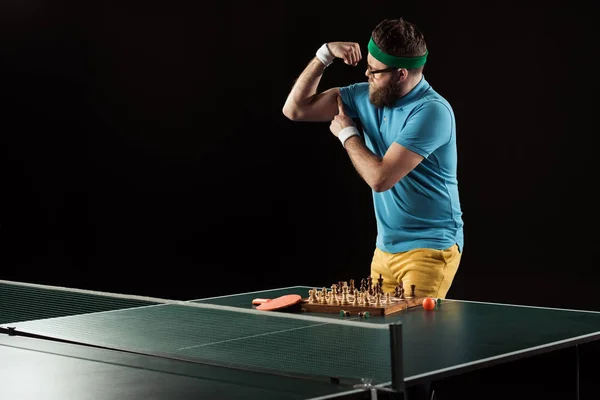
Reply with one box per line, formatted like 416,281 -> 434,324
367,37 -> 428,69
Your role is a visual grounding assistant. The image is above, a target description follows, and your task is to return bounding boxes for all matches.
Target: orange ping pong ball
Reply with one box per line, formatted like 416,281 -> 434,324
422,297 -> 436,311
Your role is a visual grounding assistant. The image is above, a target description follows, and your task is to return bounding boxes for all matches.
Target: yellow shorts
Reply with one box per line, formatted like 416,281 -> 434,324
370,244 -> 461,299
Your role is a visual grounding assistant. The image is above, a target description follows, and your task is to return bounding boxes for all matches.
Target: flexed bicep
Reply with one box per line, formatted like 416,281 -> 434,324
284,87 -> 341,122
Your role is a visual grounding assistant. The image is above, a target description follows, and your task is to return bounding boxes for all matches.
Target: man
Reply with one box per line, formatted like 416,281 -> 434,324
282,18 -> 464,299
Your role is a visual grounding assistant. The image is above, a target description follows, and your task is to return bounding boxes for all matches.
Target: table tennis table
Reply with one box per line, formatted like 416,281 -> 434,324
2,279 -> 600,400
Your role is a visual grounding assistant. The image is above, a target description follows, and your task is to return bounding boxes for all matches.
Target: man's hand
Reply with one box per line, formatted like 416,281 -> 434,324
330,96 -> 356,137
327,42 -> 362,66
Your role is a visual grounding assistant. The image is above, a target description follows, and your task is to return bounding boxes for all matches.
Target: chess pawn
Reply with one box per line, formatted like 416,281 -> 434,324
362,292 -> 369,305
385,292 -> 391,305
375,292 -> 382,307
351,289 -> 358,306
340,286 -> 350,306
319,288 -> 327,304
330,285 -> 339,305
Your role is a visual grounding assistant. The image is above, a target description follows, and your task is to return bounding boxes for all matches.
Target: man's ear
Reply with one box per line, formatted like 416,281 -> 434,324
397,68 -> 409,83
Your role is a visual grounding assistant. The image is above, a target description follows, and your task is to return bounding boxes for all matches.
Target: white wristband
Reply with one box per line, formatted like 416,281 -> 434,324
338,126 -> 360,147
316,43 -> 335,67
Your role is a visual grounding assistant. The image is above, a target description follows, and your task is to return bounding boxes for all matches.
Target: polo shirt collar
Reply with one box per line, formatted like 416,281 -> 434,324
392,75 -> 429,108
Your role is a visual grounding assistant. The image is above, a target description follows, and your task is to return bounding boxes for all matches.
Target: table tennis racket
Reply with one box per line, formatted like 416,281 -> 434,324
253,294 -> 303,312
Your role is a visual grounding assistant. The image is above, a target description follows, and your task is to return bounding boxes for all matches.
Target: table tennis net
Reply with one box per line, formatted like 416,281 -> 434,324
0,280 -> 395,385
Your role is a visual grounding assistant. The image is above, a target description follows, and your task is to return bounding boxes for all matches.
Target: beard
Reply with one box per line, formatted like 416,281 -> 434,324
369,79 -> 402,108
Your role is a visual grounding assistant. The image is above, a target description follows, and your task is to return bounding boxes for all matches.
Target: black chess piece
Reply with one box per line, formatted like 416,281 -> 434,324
395,280 -> 405,299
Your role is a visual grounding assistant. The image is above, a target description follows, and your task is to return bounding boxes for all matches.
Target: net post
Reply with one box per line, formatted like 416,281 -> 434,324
389,322 -> 405,396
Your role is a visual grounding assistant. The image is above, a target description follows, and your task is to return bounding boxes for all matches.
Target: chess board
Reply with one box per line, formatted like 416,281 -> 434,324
301,279 -> 426,316
301,293 -> 425,316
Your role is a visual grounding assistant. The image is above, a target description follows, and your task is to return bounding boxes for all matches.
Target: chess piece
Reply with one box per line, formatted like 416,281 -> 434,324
340,286 -> 350,306
395,281 -> 405,299
410,284 -> 416,298
331,285 -> 339,305
385,292 -> 392,304
309,289 -> 318,303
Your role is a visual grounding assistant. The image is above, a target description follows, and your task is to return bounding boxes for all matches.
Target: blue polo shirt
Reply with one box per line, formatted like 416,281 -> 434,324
339,76 -> 464,253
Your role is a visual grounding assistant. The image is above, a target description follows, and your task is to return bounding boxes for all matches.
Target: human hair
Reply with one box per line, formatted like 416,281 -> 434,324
371,18 -> 427,73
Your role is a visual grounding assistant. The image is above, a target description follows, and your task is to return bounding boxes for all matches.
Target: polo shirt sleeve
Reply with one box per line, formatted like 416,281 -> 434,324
395,100 -> 453,158
338,84 -> 360,119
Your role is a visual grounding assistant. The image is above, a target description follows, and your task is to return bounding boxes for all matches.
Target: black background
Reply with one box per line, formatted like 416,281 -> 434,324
1,1 -> 598,309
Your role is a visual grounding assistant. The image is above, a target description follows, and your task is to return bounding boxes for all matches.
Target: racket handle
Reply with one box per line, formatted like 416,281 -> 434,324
252,298 -> 272,305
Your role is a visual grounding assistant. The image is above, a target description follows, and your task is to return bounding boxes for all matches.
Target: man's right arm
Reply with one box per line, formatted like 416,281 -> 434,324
282,42 -> 362,122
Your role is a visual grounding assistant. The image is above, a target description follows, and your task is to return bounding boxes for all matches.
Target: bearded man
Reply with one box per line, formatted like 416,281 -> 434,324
283,18 -> 464,299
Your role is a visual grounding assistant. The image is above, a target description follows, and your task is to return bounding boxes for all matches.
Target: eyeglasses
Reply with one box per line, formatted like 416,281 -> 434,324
367,66 -> 400,76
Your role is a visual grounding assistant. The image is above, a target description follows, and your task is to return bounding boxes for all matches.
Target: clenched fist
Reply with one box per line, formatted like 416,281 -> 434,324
327,42 -> 362,66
